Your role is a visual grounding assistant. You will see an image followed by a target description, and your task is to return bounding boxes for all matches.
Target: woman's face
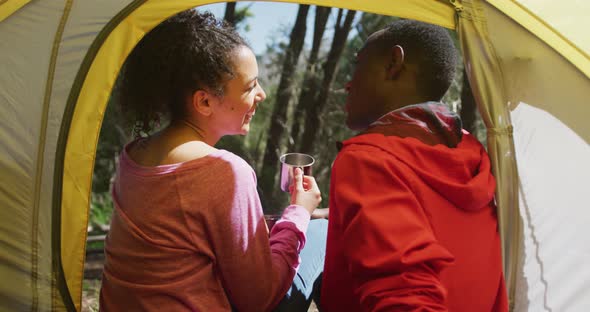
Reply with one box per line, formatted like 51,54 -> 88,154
211,45 -> 266,136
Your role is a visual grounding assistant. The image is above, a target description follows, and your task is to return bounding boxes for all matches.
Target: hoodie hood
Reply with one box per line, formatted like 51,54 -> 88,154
342,102 -> 496,212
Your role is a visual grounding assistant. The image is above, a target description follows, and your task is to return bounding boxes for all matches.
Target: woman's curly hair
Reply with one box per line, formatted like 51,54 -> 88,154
118,10 -> 248,136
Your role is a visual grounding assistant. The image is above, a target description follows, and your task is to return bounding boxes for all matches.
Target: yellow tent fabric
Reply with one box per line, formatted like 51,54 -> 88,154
454,1 -> 521,309
0,0 -> 588,311
489,0 -> 590,79
0,0 -> 31,22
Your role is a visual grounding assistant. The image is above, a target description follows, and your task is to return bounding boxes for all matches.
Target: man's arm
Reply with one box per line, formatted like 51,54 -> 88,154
311,207 -> 329,219
332,147 -> 455,311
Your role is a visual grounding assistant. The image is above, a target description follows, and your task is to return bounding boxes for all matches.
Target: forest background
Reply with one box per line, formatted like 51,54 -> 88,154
88,1 -> 485,241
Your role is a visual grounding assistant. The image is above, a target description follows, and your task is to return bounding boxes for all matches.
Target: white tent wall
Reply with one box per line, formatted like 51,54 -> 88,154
511,103 -> 590,311
0,1 -> 67,309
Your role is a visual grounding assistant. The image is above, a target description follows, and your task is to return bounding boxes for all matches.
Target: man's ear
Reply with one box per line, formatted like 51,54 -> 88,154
387,45 -> 405,80
191,90 -> 213,117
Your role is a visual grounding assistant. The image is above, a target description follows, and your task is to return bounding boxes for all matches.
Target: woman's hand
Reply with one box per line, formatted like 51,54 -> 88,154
290,167 -> 322,215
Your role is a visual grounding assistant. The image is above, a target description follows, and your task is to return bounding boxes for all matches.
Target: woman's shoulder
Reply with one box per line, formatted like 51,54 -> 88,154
121,139 -> 252,177
184,149 -> 258,193
212,149 -> 255,176
168,142 -> 254,178
169,142 -> 252,172
164,140 -> 218,164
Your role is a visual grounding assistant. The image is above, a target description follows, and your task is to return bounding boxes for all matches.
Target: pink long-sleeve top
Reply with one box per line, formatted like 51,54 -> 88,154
99,144 -> 310,311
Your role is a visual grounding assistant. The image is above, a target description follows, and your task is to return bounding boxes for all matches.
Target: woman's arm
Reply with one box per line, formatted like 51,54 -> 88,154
186,157 -> 310,312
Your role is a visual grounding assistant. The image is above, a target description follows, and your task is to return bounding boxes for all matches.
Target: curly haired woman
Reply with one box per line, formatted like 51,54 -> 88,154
99,10 -> 327,312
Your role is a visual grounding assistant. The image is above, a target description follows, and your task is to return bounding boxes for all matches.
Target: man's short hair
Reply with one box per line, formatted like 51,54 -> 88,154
381,19 -> 458,100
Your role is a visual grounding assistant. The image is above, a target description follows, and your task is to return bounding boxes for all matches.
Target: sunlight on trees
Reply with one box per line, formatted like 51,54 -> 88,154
92,3 -> 483,223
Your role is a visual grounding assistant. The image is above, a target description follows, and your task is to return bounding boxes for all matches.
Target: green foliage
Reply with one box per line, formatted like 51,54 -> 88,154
310,12 -> 400,207
335,13 -> 399,94
86,240 -> 105,250
92,100 -> 129,193
442,30 -> 487,145
441,30 -> 464,111
216,135 -> 252,163
89,192 -> 113,228
234,5 -> 254,32
90,7 -> 484,226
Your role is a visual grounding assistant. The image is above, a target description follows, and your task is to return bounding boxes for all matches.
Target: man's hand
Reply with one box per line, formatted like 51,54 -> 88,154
311,208 -> 329,220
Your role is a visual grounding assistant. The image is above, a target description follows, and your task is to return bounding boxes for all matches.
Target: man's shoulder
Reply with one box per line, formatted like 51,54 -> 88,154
335,137 -> 397,170
339,133 -> 390,153
338,140 -> 388,161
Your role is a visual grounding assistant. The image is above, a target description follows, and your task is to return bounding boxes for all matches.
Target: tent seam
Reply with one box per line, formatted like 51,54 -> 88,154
33,0 -> 74,311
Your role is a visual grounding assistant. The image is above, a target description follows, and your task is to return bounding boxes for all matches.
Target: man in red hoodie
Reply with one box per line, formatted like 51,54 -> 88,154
321,20 -> 508,311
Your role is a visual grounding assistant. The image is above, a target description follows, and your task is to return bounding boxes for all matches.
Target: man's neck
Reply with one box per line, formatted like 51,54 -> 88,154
381,94 -> 437,116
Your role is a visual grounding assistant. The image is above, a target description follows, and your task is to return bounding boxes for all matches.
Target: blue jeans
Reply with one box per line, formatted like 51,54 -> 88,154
274,219 -> 328,312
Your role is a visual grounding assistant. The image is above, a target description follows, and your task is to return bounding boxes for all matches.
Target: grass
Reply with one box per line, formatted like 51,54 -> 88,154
82,280 -> 101,312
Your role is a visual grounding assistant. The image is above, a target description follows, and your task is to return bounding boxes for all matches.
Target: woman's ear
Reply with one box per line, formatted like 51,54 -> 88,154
191,90 -> 213,117
387,45 -> 405,80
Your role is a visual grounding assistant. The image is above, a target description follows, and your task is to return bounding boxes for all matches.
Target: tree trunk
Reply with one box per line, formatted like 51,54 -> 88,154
259,5 -> 310,210
289,6 -> 331,151
224,2 -> 237,26
460,69 -> 477,135
299,9 -> 356,155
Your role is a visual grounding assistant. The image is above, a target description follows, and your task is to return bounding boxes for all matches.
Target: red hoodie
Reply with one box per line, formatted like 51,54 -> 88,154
321,103 -> 508,312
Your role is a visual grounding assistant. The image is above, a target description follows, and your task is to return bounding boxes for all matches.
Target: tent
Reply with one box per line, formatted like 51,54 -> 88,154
1,0 -> 588,310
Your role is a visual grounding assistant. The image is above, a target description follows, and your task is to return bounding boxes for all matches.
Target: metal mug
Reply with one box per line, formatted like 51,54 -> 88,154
279,153 -> 315,192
